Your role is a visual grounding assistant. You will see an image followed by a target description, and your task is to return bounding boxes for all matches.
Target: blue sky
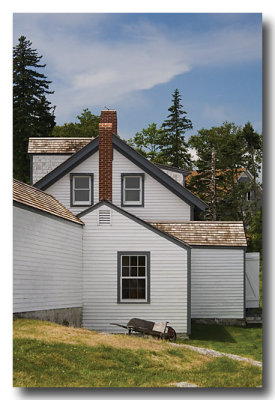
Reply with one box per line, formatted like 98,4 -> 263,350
13,13 -> 262,141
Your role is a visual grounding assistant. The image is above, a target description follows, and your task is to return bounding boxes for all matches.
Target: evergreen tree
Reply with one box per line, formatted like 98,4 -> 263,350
188,122 -> 247,221
127,123 -> 165,163
160,89 -> 193,168
52,109 -> 100,138
13,36 -> 55,182
241,122 -> 262,183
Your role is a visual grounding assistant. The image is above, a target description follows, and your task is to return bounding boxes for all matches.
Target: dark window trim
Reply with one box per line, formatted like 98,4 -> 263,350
117,251 -> 150,304
29,154 -> 33,185
121,173 -> 145,207
70,173 -> 94,208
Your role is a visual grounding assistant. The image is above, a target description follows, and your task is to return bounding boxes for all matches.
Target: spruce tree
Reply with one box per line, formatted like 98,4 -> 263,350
161,89 -> 193,168
13,36 -> 55,182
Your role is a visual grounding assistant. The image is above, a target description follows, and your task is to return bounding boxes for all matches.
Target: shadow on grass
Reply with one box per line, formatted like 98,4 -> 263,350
190,323 -> 236,343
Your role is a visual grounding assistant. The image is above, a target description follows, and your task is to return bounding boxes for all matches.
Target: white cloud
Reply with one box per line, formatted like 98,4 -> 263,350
13,14 -> 261,123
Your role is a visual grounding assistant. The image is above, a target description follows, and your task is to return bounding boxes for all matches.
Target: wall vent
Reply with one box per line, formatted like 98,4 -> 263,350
98,209 -> 111,225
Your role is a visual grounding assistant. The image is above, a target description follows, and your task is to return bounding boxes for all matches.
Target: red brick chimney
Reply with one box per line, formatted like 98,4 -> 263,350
98,110 -> 117,202
100,110 -> 117,135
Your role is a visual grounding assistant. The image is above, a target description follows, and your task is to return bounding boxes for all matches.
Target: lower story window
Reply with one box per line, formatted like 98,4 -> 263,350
118,252 -> 150,303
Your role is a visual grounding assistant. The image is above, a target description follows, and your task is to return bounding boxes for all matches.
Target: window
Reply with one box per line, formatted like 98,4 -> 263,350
121,173 -> 144,207
117,252 -> 150,303
70,173 -> 93,207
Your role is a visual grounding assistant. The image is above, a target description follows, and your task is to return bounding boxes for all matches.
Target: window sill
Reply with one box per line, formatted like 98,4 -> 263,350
71,203 -> 93,208
121,203 -> 144,208
117,300 -> 150,304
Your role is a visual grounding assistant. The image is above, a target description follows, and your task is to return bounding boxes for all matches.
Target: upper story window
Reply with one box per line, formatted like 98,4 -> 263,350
121,173 -> 144,207
70,173 -> 93,207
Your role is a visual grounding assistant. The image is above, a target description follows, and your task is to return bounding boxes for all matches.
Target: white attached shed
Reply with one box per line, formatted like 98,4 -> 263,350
151,221 -> 247,321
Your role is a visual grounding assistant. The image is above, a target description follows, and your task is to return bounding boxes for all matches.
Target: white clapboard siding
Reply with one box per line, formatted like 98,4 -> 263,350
245,252 -> 260,308
113,150 -> 191,221
45,149 -> 191,221
46,152 -> 99,215
13,205 -> 83,313
191,248 -> 244,318
32,155 -> 71,184
81,204 -> 189,333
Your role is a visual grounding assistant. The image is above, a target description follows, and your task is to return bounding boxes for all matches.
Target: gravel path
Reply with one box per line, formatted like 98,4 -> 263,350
170,343 -> 262,368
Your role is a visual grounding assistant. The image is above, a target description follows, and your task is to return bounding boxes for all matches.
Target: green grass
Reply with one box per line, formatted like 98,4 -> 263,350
13,319 -> 262,388
179,323 -> 262,361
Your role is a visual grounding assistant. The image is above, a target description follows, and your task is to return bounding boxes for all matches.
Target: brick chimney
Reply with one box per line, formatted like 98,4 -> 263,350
100,110 -> 117,135
98,110 -> 117,202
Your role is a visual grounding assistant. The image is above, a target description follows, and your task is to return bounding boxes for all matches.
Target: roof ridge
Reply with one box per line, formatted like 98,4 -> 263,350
29,137 -> 93,140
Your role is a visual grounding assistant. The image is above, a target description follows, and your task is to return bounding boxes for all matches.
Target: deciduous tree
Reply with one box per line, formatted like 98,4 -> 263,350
52,109 -> 100,138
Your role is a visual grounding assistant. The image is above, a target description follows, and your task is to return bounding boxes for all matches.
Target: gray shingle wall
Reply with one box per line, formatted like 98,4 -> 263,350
32,155 -> 70,184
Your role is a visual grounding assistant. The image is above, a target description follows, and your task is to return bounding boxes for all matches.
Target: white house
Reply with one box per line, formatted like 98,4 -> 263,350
13,110 -> 251,335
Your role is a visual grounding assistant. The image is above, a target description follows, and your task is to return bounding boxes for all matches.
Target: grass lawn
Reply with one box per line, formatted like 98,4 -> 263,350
179,322 -> 262,362
13,318 -> 262,388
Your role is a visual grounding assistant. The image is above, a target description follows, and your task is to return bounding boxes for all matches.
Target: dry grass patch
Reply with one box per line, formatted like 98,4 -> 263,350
13,318 -> 172,352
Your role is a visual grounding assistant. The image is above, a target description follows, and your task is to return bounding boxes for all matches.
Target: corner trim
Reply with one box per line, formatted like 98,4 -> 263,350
70,173 -> 94,208
29,154 -> 33,185
117,251 -> 150,304
187,247 -> 191,335
243,248 -> 246,318
121,173 -> 145,207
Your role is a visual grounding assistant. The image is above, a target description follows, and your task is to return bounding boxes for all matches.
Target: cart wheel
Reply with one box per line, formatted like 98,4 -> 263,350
166,326 -> 177,341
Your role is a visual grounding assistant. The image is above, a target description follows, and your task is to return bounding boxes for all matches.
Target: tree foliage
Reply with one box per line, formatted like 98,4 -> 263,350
160,89 -> 193,169
127,123 -> 165,163
187,122 -> 262,228
247,206 -> 262,255
13,35 -> 55,182
240,122 -> 262,183
52,109 -> 100,138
